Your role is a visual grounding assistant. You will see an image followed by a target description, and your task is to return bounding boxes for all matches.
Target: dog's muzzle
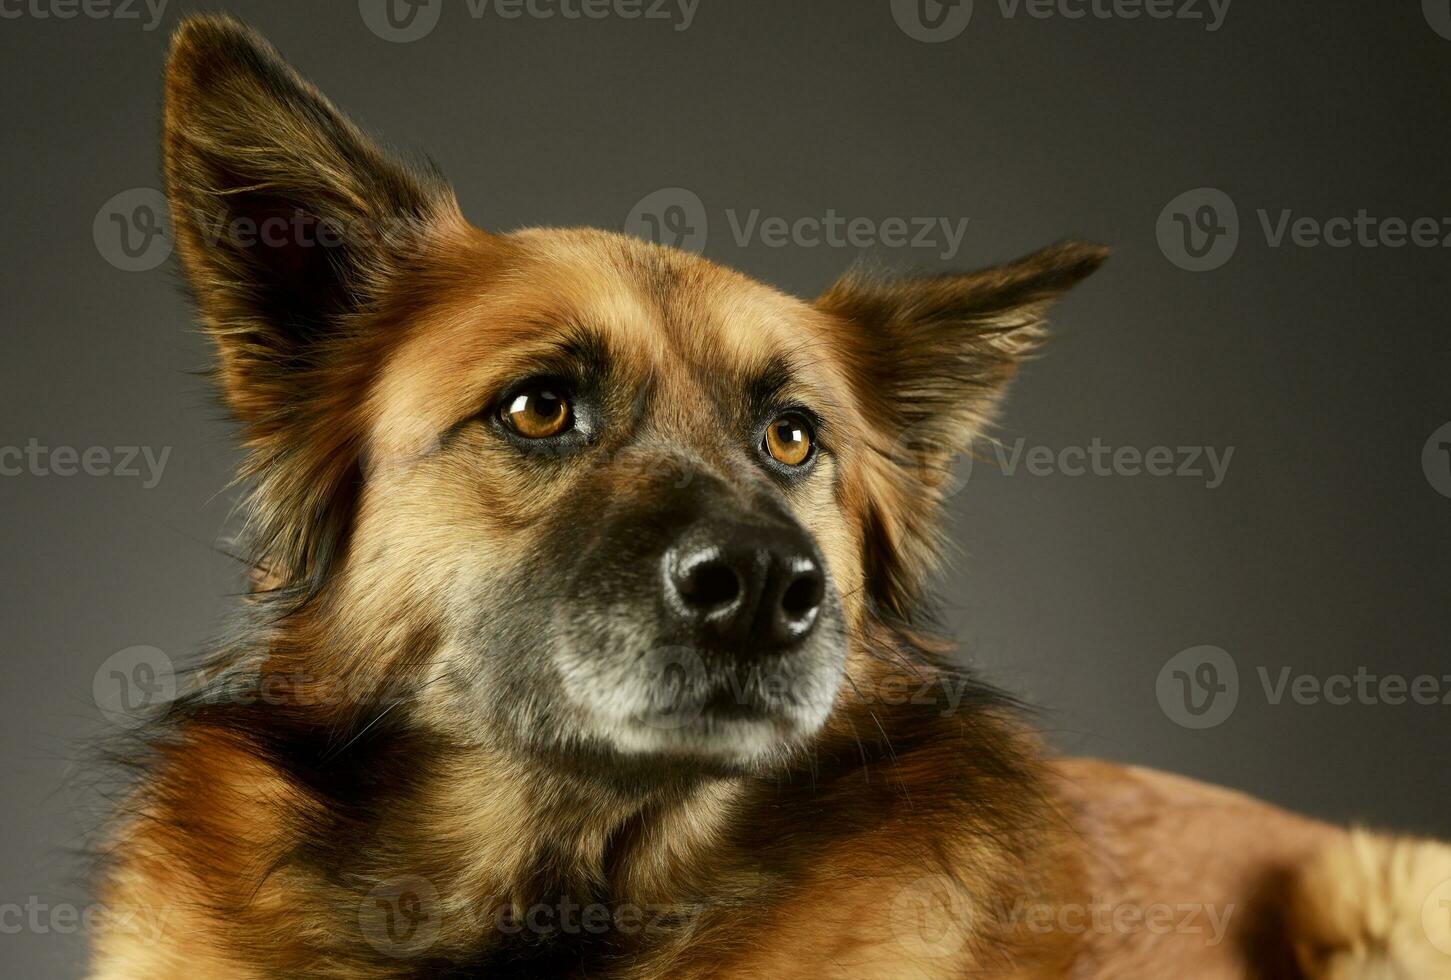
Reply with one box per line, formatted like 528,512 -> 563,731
550,475 -> 846,764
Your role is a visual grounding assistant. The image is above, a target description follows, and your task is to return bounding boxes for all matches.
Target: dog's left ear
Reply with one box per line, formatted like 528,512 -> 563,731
817,241 -> 1107,617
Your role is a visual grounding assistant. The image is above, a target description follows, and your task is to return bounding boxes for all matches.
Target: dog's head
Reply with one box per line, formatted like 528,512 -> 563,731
163,17 -> 1103,778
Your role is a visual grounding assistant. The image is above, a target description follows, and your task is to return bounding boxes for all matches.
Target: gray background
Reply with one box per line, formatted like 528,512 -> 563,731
3,1 -> 1449,974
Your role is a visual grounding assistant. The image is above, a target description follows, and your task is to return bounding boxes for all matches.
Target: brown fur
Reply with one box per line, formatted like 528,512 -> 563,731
91,16 -> 1448,979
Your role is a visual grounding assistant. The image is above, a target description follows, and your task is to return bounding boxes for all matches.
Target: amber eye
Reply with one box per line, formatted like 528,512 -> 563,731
764,413 -> 814,467
501,384 -> 572,438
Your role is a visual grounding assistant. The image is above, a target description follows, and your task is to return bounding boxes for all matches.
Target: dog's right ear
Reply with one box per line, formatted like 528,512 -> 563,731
819,242 -> 1107,620
163,15 -> 458,420
163,16 -> 461,591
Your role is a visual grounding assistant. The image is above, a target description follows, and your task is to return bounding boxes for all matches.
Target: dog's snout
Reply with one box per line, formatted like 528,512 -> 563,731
665,523 -> 825,652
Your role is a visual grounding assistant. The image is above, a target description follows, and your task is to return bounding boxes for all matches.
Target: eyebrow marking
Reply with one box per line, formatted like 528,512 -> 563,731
426,324 -> 617,456
744,356 -> 800,420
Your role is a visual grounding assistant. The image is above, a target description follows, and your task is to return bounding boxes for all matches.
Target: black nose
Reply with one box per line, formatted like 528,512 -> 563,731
664,522 -> 826,653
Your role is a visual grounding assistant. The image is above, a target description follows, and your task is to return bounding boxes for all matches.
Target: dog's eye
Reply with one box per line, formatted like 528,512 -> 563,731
502,384 -> 572,439
764,413 -> 814,467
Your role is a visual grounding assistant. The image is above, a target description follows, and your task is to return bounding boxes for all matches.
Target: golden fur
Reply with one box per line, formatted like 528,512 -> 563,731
90,16 -> 1450,979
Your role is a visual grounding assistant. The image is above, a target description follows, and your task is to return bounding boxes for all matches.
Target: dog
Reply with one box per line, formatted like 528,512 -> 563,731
90,16 -> 1451,979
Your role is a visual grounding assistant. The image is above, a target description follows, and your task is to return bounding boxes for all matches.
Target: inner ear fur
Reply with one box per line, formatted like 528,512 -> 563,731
163,14 -> 458,409
162,15 -> 461,591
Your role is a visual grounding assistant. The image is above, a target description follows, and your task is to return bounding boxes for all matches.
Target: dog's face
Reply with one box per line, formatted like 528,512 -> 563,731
163,18 -> 1103,778
355,228 -> 862,768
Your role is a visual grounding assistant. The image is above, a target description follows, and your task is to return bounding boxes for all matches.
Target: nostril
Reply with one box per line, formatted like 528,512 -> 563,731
780,564 -> 824,620
665,530 -> 826,649
678,560 -> 741,611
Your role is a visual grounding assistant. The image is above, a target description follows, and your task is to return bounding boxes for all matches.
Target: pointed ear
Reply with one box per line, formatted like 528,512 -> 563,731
163,15 -> 457,419
818,241 -> 1107,462
818,241 -> 1107,618
163,16 -> 460,590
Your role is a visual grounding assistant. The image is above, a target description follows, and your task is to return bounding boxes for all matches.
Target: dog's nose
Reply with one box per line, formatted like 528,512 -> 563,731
664,522 -> 825,652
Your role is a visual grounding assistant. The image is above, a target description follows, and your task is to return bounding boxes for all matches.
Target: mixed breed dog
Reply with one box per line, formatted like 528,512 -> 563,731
90,15 -> 1451,978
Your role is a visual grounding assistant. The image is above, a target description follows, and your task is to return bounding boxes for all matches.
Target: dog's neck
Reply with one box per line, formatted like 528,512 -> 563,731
375,737 -> 751,912
116,615 -> 1075,976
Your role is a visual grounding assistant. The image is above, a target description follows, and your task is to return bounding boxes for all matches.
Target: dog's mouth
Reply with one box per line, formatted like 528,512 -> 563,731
560,642 -> 847,764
